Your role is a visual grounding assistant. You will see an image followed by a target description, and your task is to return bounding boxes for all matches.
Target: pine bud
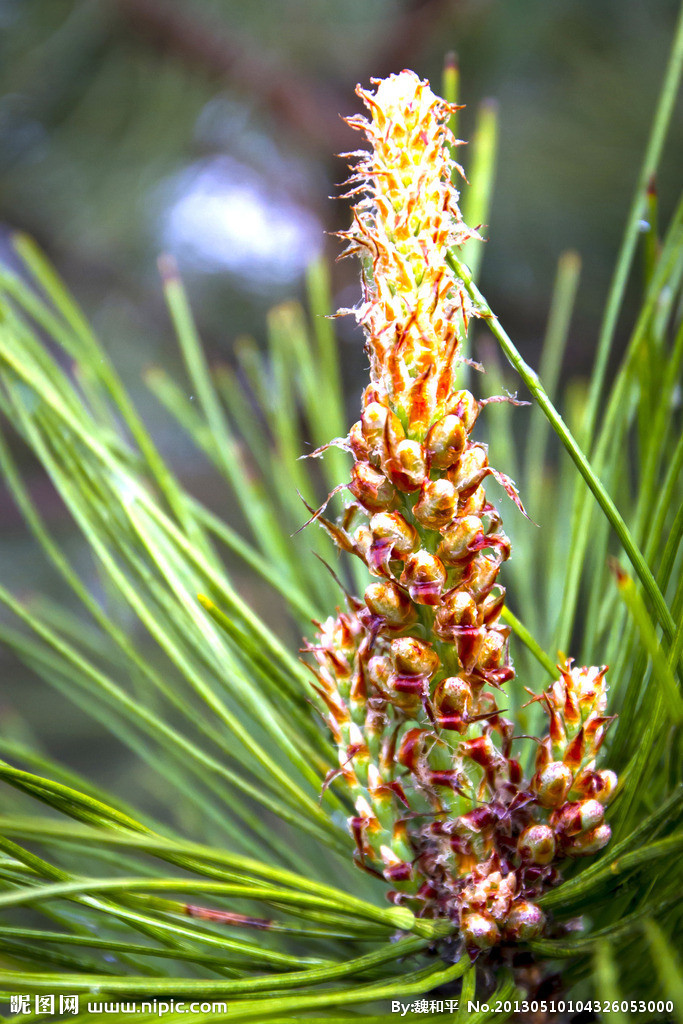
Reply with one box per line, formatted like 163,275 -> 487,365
475,627 -> 509,678
434,591 -> 482,669
505,900 -> 545,941
595,769 -> 618,804
437,515 -> 485,564
448,390 -> 479,433
461,911 -> 500,949
564,823 -> 611,856
389,439 -> 427,491
533,762 -> 574,808
361,401 -> 390,454
468,553 -> 503,600
581,798 -> 606,831
448,445 -> 489,496
364,581 -> 416,629
436,589 -> 479,629
350,461 -> 395,511
425,414 -> 467,469
369,512 -> 419,562
433,675 -> 473,731
391,636 -> 440,677
518,824 -> 556,865
459,484 -> 487,517
352,523 -> 373,562
400,550 -> 447,605
413,478 -> 459,530
348,420 -> 370,461
367,654 -> 392,689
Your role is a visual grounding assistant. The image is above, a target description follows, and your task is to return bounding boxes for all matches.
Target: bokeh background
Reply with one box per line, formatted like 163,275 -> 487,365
1,0 -> 681,809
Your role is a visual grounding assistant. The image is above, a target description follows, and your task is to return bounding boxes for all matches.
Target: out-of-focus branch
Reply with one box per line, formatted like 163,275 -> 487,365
113,0 -> 353,153
113,0 -> 457,157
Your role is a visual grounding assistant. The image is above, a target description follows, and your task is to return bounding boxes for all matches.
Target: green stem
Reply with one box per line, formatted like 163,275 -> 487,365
446,253 -> 676,646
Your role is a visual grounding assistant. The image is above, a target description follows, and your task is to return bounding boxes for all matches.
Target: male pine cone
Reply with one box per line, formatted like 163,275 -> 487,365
306,70 -> 616,952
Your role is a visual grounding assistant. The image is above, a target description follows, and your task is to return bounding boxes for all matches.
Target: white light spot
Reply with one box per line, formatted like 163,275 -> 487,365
161,157 -> 322,289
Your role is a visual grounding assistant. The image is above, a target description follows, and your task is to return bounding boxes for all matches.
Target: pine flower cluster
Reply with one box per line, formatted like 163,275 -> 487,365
305,70 -> 617,952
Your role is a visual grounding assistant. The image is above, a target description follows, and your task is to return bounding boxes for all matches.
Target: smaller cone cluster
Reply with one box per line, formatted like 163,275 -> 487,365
528,662 -> 617,858
305,70 -> 617,953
